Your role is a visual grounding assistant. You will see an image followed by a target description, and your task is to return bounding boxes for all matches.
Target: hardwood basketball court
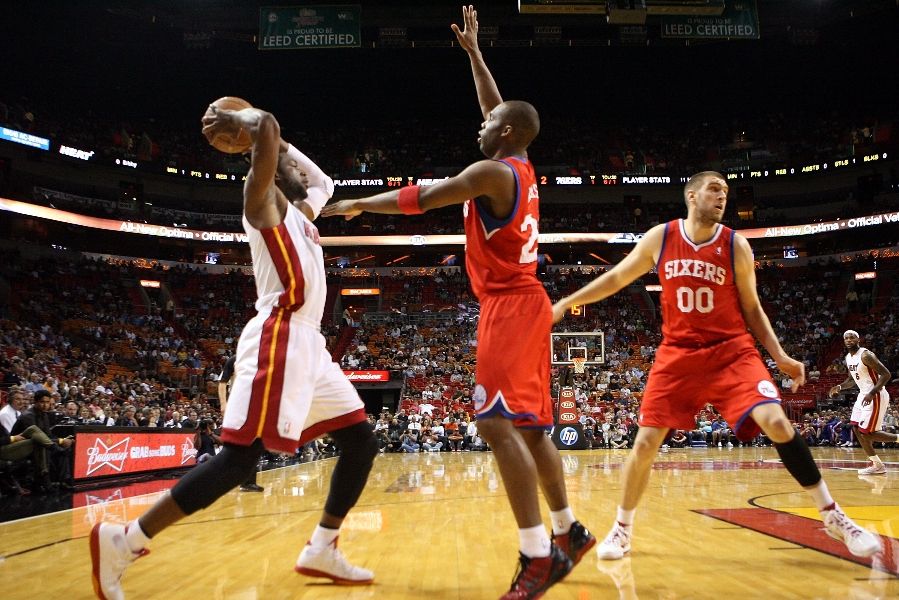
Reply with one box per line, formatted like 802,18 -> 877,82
1,447 -> 896,599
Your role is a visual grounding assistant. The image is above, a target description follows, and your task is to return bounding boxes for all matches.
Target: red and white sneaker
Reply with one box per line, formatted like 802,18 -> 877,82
857,463 -> 887,475
89,522 -> 149,600
596,523 -> 632,561
295,538 -> 374,585
823,506 -> 882,557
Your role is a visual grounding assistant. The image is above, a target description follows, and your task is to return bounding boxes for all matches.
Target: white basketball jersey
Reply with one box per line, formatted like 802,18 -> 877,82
845,347 -> 879,395
243,202 -> 325,324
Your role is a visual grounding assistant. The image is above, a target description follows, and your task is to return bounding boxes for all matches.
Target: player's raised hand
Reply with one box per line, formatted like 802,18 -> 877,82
776,355 -> 805,392
201,105 -> 240,144
321,199 -> 363,221
451,5 -> 480,54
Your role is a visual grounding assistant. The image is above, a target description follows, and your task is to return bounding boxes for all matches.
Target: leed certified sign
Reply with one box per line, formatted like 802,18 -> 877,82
259,6 -> 361,49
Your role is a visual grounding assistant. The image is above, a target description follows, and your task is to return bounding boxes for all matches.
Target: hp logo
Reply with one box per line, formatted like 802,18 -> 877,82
559,427 -> 578,446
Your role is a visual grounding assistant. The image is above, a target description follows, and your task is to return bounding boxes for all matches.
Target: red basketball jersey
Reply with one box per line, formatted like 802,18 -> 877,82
657,219 -> 748,346
463,157 -> 544,299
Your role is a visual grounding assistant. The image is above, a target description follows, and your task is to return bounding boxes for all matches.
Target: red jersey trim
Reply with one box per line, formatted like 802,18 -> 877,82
298,408 -> 368,445
260,221 -> 306,312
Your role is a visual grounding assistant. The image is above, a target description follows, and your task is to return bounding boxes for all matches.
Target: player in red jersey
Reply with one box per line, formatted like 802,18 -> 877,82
553,171 -> 882,561
322,6 -> 593,599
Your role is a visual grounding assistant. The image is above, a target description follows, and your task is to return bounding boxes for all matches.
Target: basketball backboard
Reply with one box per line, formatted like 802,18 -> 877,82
550,331 -> 605,366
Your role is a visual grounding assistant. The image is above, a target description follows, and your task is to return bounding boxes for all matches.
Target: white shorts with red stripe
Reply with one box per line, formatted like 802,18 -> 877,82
221,309 -> 366,453
850,389 -> 890,434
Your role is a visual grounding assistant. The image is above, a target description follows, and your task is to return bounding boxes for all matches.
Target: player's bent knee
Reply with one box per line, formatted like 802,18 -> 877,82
171,441 -> 264,514
774,432 -> 821,487
331,421 -> 378,465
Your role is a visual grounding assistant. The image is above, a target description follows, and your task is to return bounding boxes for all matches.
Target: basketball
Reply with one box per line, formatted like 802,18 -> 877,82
204,96 -> 253,154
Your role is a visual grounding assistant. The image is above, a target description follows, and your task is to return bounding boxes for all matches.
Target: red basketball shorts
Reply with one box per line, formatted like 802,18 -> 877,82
638,333 -> 782,441
473,292 -> 553,428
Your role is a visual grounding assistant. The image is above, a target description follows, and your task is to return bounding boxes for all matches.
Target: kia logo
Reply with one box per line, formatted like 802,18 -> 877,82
560,427 -> 578,446
560,401 -> 575,409
560,389 -> 574,399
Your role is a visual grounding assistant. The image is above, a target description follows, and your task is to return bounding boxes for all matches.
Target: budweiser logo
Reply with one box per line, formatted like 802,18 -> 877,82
181,437 -> 198,465
86,437 -> 131,476
343,371 -> 388,381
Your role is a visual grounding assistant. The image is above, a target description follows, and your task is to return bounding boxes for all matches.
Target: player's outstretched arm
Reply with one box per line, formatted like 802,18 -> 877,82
451,5 -> 502,120
828,376 -> 856,397
551,224 -> 665,324
733,234 -> 805,391
320,160 -> 512,220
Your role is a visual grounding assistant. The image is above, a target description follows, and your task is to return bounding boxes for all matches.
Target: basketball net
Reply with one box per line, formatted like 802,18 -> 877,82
572,357 -> 587,374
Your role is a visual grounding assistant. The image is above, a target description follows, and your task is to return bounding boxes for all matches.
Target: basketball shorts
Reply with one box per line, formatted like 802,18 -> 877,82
473,292 -> 553,429
850,389 -> 889,433
638,333 -> 781,441
221,308 -> 366,453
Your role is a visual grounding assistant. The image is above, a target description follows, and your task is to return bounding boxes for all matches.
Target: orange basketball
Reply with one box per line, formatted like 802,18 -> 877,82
204,96 -> 253,154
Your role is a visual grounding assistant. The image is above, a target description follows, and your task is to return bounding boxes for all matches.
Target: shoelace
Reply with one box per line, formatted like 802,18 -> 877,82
606,527 -> 629,546
830,511 -> 863,539
509,556 -> 543,592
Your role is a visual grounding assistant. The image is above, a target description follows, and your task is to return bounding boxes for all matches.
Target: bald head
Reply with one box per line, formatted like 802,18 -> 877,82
497,100 -> 540,147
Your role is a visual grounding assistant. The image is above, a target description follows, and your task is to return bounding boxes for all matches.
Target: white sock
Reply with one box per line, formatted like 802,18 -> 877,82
518,525 -> 551,558
309,525 -> 340,549
806,481 -> 836,513
550,507 -> 576,536
616,507 -> 635,528
126,521 -> 151,553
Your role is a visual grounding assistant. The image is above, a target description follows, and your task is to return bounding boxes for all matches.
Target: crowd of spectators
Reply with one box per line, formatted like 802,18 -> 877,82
2,244 -> 898,496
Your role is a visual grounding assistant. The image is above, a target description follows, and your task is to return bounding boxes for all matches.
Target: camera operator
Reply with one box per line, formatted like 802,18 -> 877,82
193,419 -> 221,464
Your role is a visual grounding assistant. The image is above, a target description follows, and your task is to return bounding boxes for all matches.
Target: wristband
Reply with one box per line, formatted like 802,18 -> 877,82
397,185 -> 424,215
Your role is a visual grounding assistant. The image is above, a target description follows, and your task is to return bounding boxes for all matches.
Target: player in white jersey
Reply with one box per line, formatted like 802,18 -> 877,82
829,330 -> 896,475
89,105 -> 379,600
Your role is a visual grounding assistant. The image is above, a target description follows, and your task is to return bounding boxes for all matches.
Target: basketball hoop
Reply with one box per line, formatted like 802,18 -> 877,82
572,357 -> 587,374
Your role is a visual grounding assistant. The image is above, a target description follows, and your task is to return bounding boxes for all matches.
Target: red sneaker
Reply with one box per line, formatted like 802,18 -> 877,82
500,543 -> 572,600
552,521 -> 597,566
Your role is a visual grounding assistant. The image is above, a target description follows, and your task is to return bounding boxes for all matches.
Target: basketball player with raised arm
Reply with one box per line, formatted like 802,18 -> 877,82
322,6 -> 593,599
89,104 -> 379,600
829,330 -> 895,474
552,171 -> 882,562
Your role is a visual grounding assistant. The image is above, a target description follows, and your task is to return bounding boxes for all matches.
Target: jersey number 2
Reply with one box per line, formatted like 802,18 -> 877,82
676,286 -> 714,314
519,215 -> 539,264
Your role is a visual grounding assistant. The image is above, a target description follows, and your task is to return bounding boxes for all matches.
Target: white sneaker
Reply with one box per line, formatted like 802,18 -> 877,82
858,463 -> 887,475
295,539 -> 374,585
659,445 -> 669,453
727,442 -> 734,448
822,506 -> 882,557
596,523 -> 632,560
89,523 -> 149,600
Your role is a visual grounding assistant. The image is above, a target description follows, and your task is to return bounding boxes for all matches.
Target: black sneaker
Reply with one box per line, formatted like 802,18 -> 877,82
552,521 -> 596,566
500,543 -> 572,600
239,483 -> 264,492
